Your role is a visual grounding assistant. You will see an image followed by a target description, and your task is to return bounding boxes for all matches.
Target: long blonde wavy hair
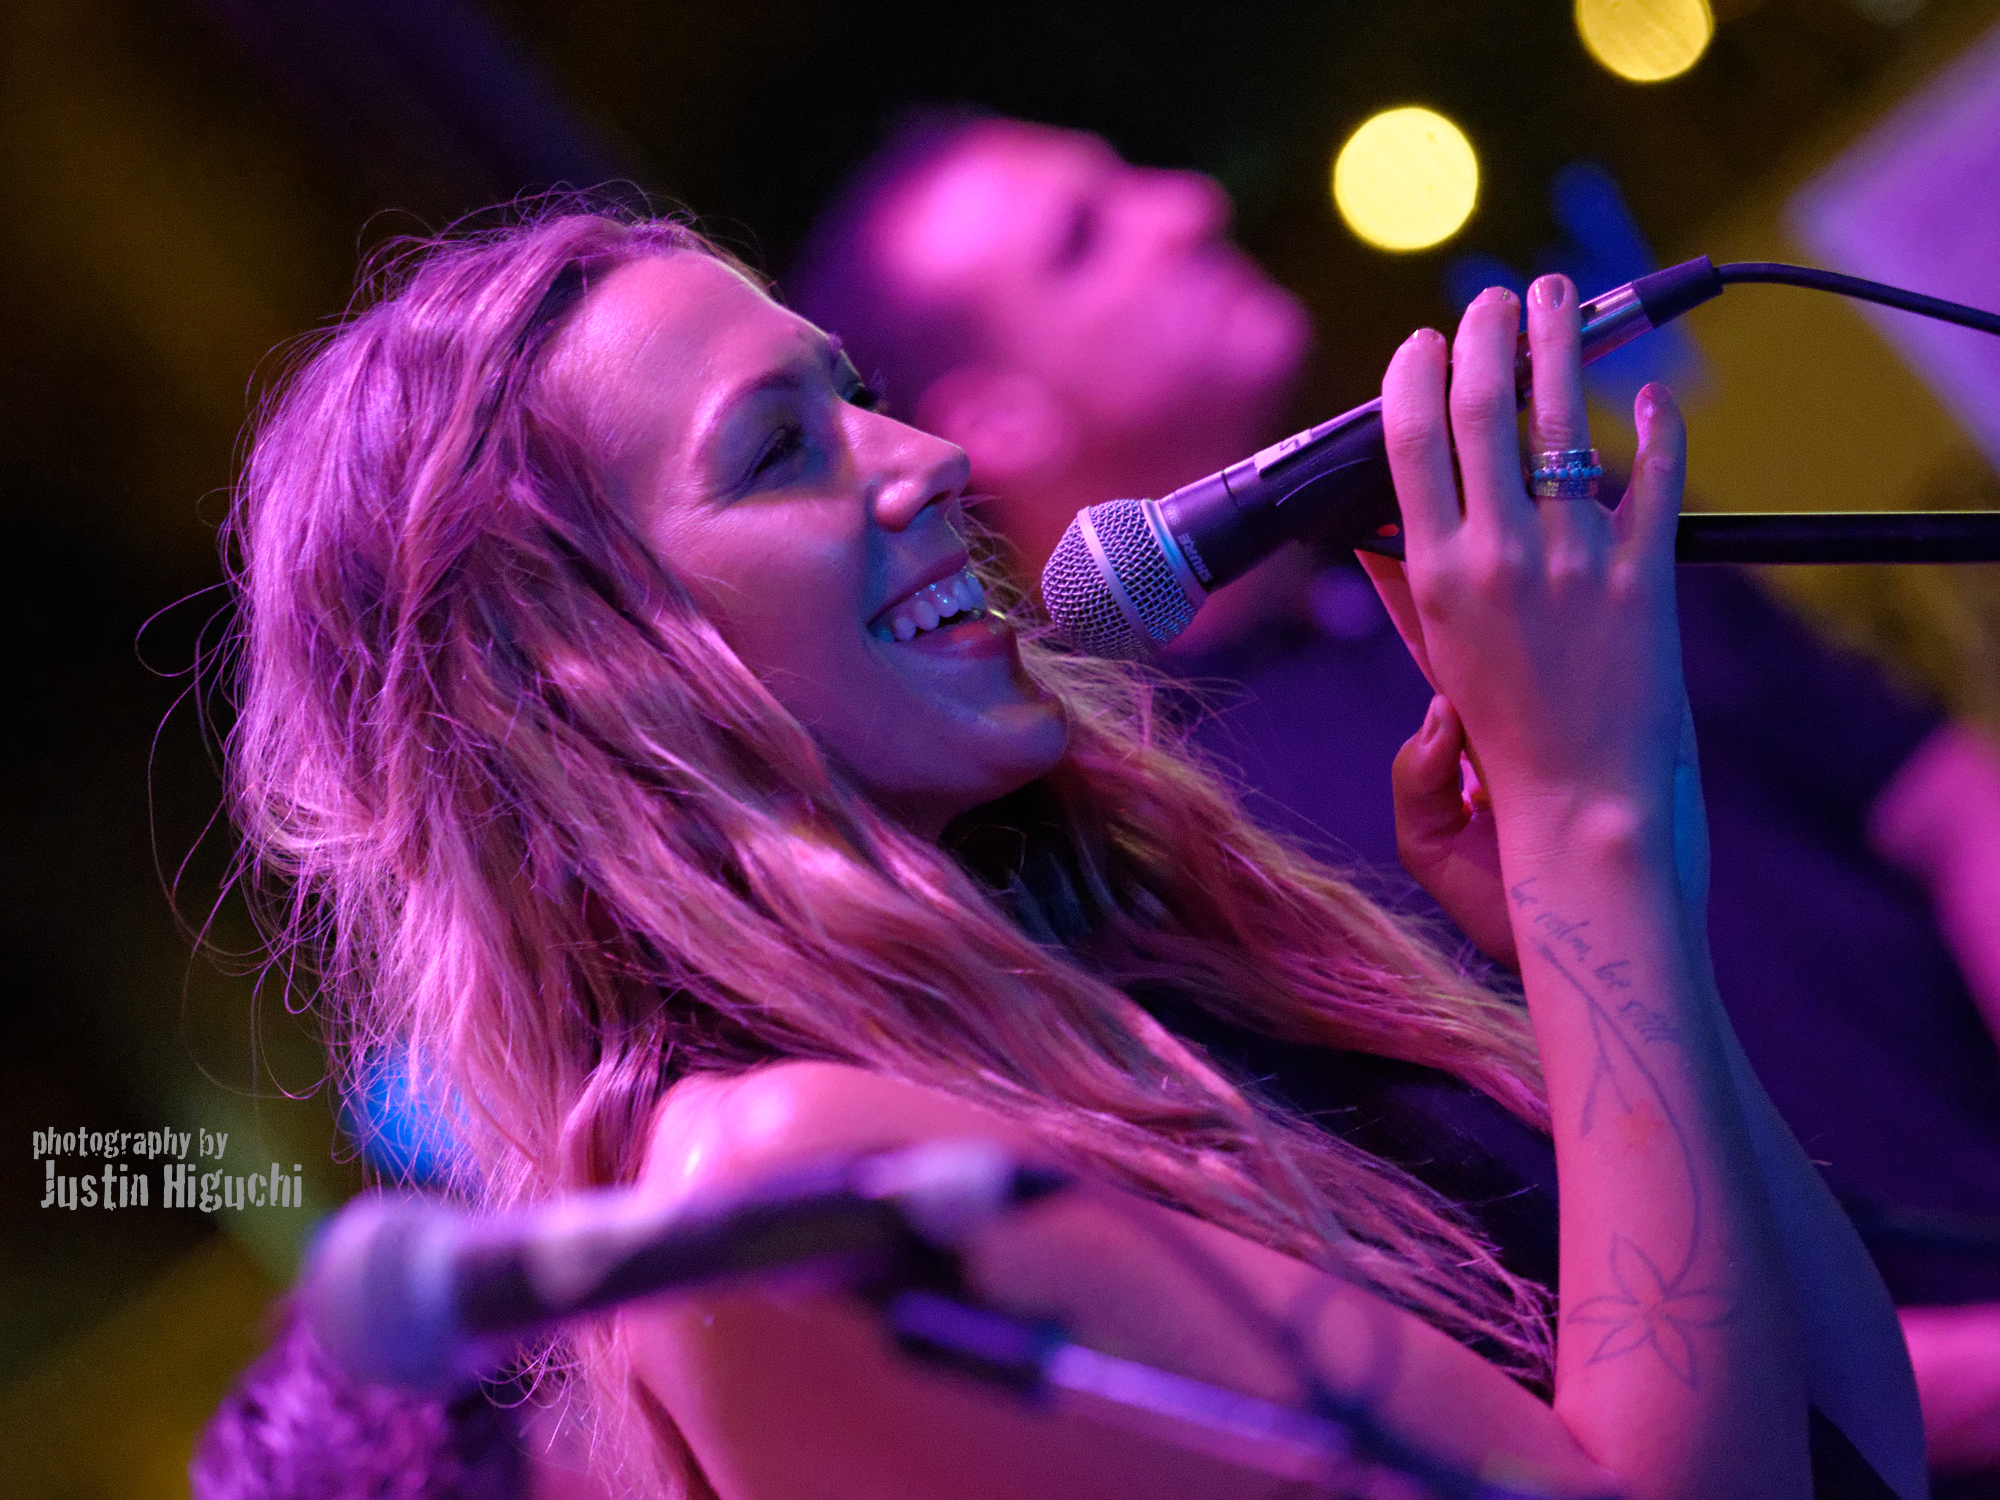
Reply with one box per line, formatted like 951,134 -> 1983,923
224,207 -> 1553,1484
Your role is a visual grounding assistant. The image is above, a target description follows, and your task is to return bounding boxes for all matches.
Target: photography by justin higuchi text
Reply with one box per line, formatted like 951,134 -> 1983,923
34,1127 -> 304,1213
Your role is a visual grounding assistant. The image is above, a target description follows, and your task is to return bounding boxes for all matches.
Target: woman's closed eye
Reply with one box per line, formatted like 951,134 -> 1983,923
746,390 -> 877,484
748,419 -> 807,481
731,355 -> 882,492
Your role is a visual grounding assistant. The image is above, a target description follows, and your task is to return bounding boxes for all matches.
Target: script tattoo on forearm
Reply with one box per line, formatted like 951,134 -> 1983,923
1509,878 -> 1736,1388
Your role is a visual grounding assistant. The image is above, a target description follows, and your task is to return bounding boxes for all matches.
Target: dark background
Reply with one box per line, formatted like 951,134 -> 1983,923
4,0 -> 1998,1487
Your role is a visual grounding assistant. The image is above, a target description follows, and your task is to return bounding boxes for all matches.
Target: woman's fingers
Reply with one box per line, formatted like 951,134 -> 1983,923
1356,553 -> 1439,690
1620,382 -> 1687,563
1380,327 -> 1461,548
1525,276 -> 1587,456
1392,695 -> 1471,848
1392,697 -> 1519,969
1523,273 -> 1604,560
1447,288 -> 1534,533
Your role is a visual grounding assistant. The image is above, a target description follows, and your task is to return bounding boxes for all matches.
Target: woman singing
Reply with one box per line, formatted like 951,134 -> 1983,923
224,211 -> 1923,1499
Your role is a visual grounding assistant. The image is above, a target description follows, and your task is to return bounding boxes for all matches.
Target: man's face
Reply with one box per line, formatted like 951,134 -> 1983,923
874,122 -> 1311,482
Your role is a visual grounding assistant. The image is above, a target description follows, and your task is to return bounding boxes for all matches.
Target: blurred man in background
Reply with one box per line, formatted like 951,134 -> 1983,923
789,109 -> 2000,1486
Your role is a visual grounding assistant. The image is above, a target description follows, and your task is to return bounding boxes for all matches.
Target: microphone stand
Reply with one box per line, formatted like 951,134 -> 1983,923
1672,511 -> 2000,564
880,1288 -> 1566,1500
1351,509 -> 2000,565
304,1144 -> 1576,1498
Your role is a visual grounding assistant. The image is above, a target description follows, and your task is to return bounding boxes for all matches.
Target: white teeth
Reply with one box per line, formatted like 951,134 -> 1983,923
874,566 -> 989,642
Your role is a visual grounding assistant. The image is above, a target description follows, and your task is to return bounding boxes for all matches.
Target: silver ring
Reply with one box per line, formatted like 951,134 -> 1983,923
1528,447 -> 1602,500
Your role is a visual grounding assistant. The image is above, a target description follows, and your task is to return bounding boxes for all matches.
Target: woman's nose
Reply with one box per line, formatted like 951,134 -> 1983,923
869,429 -> 971,533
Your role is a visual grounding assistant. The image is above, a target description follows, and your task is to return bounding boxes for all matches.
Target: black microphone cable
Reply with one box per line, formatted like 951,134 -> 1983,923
1715,262 -> 2000,337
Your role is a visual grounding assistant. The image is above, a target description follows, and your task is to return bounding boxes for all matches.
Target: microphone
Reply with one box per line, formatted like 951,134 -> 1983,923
300,1139 -> 1063,1393
1040,256 -> 2000,659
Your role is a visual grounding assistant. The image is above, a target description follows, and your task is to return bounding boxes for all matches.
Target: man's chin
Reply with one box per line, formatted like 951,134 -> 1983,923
1172,290 -> 1311,463
1219,282 -> 1313,397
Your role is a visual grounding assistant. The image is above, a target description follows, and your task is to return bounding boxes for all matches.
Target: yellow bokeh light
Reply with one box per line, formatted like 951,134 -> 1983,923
1331,107 -> 1479,253
1576,0 -> 1715,83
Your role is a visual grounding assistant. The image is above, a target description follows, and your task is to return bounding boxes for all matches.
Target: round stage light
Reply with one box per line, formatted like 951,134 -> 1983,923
1331,107 -> 1479,253
1576,0 -> 1715,83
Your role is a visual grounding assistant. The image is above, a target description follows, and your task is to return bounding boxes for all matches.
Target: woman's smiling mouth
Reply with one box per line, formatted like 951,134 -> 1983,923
870,565 -> 988,642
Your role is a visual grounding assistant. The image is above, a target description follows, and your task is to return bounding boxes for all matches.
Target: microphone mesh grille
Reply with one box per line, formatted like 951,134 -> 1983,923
1041,500 -> 1197,659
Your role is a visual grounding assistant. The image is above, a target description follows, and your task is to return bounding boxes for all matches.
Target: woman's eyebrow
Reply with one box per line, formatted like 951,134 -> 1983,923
694,336 -> 847,478
705,335 -> 845,431
711,364 -> 808,420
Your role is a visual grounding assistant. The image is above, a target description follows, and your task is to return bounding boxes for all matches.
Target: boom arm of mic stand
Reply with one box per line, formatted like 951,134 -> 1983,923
880,1291 -> 1592,1500
1352,511 -> 2000,565
1673,511 -> 2000,564
1247,403 -> 2000,568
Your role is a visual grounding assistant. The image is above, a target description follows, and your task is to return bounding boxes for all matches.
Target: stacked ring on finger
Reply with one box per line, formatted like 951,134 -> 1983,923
1527,447 -> 1603,500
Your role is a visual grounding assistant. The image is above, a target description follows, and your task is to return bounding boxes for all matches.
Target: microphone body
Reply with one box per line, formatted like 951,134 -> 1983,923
301,1140 -> 1057,1393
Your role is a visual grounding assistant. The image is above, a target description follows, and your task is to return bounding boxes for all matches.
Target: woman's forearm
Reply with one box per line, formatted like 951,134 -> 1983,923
1502,803 -> 1808,1500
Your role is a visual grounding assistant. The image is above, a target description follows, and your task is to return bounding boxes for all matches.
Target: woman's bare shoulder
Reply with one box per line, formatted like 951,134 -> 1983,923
640,1061 -> 1033,1202
626,1062 -> 1615,1500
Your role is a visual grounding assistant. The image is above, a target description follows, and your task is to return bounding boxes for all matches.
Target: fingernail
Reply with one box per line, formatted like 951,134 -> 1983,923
1530,275 -> 1569,310
1475,285 -> 1515,309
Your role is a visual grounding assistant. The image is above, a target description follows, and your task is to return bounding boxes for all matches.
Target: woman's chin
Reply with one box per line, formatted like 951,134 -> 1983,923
866,701 -> 1069,842
958,698 -> 1071,805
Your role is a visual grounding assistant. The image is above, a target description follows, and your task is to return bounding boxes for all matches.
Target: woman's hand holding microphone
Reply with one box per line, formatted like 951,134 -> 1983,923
1363,278 -> 1820,1500
1363,276 -> 1710,963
